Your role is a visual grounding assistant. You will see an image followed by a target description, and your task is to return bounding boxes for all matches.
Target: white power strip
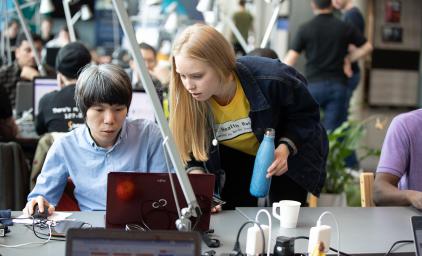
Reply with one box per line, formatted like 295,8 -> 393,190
307,224 -> 331,253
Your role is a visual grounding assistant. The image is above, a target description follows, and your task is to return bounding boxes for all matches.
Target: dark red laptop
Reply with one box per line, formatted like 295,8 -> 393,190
106,172 -> 215,231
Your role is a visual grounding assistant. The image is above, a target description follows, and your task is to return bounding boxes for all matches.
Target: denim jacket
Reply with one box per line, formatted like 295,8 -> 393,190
187,56 -> 328,196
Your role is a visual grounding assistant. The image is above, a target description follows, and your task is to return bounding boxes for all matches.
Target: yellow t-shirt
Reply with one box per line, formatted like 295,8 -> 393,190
209,76 -> 259,156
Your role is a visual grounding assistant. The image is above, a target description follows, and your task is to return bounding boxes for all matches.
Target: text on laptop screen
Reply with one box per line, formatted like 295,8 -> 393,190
70,238 -> 196,256
34,77 -> 58,115
128,91 -> 155,121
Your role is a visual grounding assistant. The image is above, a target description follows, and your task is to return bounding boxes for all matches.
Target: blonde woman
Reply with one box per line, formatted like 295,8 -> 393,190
169,24 -> 328,209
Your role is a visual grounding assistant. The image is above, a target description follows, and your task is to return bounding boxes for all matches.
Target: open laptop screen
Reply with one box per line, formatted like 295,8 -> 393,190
33,77 -> 58,115
128,89 -> 155,121
66,229 -> 200,256
15,81 -> 33,115
106,172 -> 215,231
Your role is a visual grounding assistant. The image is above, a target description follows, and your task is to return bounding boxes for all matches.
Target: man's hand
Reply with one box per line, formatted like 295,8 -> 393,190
343,57 -> 353,78
266,144 -> 290,178
20,66 -> 39,80
22,196 -> 55,217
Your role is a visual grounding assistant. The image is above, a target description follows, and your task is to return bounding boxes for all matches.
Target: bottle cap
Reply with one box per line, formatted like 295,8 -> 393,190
265,128 -> 275,137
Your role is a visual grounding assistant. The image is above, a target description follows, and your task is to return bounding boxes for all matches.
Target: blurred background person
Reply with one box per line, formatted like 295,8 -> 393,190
0,32 -> 55,108
332,0 -> 368,169
36,42 -> 91,135
129,42 -> 164,103
232,0 -> 254,56
0,19 -> 20,65
40,17 -> 55,44
2,19 -> 20,48
284,0 -> 372,132
46,26 -> 70,48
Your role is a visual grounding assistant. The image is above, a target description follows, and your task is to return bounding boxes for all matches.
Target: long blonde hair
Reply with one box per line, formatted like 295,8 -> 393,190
169,24 -> 236,165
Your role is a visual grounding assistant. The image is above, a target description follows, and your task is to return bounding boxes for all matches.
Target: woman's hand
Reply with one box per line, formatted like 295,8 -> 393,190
266,144 -> 290,178
22,195 -> 55,217
211,205 -> 222,214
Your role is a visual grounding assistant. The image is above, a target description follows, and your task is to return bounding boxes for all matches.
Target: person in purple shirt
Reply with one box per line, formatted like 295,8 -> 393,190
374,109 -> 422,209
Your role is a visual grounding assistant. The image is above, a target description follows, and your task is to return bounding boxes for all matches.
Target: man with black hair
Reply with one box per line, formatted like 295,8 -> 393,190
284,0 -> 372,131
0,33 -> 55,107
24,64 -> 168,214
129,42 -> 163,103
36,42 -> 91,135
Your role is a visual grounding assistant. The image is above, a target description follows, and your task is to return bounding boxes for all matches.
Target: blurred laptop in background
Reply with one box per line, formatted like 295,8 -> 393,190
33,76 -> 58,116
15,81 -> 33,117
127,89 -> 155,121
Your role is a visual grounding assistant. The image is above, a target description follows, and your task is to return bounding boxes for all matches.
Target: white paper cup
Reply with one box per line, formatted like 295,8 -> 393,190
272,200 -> 301,229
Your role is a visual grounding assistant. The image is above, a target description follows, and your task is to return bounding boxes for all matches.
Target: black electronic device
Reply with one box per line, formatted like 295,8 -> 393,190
33,203 -> 49,219
211,195 -> 226,209
273,236 -> 295,256
411,216 -> 422,256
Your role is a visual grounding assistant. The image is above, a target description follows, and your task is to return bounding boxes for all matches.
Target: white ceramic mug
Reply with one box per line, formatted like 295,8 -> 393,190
272,200 -> 301,229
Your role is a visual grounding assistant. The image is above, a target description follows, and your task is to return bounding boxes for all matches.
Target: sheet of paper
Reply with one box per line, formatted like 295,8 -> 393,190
13,212 -> 73,224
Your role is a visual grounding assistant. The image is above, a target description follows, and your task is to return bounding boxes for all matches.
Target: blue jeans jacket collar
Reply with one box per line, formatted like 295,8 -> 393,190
235,61 -> 270,112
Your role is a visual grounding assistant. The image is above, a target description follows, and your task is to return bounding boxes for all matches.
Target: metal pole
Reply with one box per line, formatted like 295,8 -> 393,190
111,0 -> 200,230
12,0 -> 46,75
2,0 -> 13,65
260,3 -> 280,48
63,0 -> 77,42
112,10 -> 119,50
1,0 -> 6,64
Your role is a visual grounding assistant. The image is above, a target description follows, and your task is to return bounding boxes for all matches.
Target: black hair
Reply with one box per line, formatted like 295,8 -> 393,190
139,42 -> 157,57
75,64 -> 132,117
313,0 -> 332,9
247,48 -> 279,59
15,32 -> 43,47
7,19 -> 19,28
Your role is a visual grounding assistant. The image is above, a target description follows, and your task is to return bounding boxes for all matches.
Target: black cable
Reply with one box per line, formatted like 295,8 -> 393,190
233,220 -> 266,256
30,217 -> 65,242
28,218 -> 92,242
294,236 -> 414,256
384,240 -> 413,256
192,206 -> 202,231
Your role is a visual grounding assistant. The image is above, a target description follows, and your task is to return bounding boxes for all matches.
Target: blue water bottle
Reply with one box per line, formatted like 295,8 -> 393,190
250,128 -> 275,198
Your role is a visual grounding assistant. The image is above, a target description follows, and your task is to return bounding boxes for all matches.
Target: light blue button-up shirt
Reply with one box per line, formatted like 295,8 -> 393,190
28,119 -> 169,211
